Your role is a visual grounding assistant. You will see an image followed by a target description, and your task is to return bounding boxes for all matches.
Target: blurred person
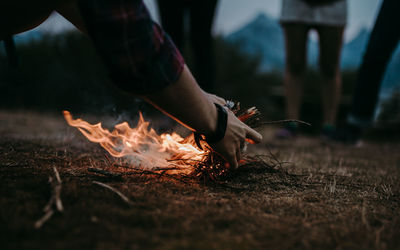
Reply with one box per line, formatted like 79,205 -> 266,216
334,0 -> 400,143
157,0 -> 218,92
0,0 -> 262,169
277,0 -> 347,138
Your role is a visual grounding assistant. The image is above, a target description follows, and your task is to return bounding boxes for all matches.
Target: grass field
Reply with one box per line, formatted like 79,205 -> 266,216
1,110 -> 399,250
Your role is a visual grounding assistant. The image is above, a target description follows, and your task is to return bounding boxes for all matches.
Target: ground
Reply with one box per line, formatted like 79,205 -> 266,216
0,110 -> 399,250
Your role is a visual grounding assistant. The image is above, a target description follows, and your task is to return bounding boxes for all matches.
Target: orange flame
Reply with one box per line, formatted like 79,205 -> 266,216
63,111 -> 207,172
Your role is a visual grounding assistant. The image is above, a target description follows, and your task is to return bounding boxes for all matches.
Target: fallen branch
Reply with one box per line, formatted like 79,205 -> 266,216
35,167 -> 63,229
93,181 -> 132,206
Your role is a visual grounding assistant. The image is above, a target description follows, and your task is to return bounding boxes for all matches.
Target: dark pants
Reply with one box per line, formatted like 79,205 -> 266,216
157,0 -> 218,92
349,0 -> 400,125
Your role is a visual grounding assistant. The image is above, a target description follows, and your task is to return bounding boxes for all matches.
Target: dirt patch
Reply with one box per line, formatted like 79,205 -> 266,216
1,110 -> 399,249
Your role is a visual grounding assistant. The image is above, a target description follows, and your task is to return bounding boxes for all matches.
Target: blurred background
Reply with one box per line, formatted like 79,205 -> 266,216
1,0 -> 399,131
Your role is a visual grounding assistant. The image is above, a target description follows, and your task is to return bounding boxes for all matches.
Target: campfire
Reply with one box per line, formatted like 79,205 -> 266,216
63,103 -> 263,180
63,110 -> 207,175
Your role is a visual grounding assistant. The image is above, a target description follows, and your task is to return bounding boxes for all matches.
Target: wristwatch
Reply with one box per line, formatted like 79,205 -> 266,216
194,103 -> 228,149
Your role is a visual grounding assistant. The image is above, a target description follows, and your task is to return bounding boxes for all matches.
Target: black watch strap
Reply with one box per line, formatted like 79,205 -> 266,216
194,103 -> 228,149
206,103 -> 228,144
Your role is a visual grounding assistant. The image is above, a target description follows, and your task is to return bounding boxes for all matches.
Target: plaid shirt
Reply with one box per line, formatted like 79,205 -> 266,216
78,0 -> 185,94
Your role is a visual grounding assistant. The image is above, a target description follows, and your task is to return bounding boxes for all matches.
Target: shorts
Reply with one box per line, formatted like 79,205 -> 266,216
280,0 -> 347,27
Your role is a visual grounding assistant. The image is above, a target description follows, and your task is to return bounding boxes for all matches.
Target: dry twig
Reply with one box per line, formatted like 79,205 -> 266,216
34,167 -> 63,229
260,119 -> 311,126
93,181 -> 132,206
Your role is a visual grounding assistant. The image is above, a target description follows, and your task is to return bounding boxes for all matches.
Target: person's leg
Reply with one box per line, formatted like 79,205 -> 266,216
189,0 -> 218,92
156,0 -> 185,50
316,25 -> 344,129
282,23 -> 309,121
349,0 -> 400,126
275,23 -> 309,138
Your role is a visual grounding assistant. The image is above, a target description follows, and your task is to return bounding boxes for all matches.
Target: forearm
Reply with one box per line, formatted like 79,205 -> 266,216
143,65 -> 218,137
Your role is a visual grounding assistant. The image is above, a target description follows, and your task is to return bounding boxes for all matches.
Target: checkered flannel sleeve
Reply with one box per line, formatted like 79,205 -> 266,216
78,0 -> 185,94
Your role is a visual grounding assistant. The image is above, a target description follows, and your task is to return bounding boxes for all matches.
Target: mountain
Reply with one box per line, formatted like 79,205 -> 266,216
226,13 -> 285,71
226,13 -> 400,91
341,28 -> 369,69
14,30 -> 43,44
381,44 -> 400,90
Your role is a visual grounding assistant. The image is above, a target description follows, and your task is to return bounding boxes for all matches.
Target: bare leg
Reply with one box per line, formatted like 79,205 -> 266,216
316,25 -> 344,126
282,23 -> 309,120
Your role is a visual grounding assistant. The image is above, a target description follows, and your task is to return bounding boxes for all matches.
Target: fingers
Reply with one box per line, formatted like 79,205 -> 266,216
229,111 -> 262,144
245,126 -> 262,144
235,149 -> 241,168
206,92 -> 226,106
227,152 -> 238,169
214,96 -> 227,106
216,142 -> 240,170
231,140 -> 243,170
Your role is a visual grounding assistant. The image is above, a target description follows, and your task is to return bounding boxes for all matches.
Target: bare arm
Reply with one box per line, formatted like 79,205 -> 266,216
143,65 -> 218,136
143,65 -> 262,169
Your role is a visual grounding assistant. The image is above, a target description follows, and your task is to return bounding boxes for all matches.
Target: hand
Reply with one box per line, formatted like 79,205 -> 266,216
210,108 -> 262,169
143,65 -> 261,169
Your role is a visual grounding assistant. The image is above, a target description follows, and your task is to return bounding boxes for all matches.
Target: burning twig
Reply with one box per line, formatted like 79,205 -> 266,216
93,181 -> 132,206
34,167 -> 63,229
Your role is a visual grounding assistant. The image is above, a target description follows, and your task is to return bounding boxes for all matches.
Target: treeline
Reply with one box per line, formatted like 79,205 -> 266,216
0,32 -> 140,116
0,31 -> 360,129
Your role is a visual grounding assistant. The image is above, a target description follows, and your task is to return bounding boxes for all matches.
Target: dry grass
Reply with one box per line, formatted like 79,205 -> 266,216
0,110 -> 399,250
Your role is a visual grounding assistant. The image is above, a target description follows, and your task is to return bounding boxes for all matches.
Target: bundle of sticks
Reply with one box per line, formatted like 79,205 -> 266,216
188,102 -> 263,181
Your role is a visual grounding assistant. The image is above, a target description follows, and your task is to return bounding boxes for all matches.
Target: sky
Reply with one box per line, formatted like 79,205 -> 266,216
35,0 -> 382,42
